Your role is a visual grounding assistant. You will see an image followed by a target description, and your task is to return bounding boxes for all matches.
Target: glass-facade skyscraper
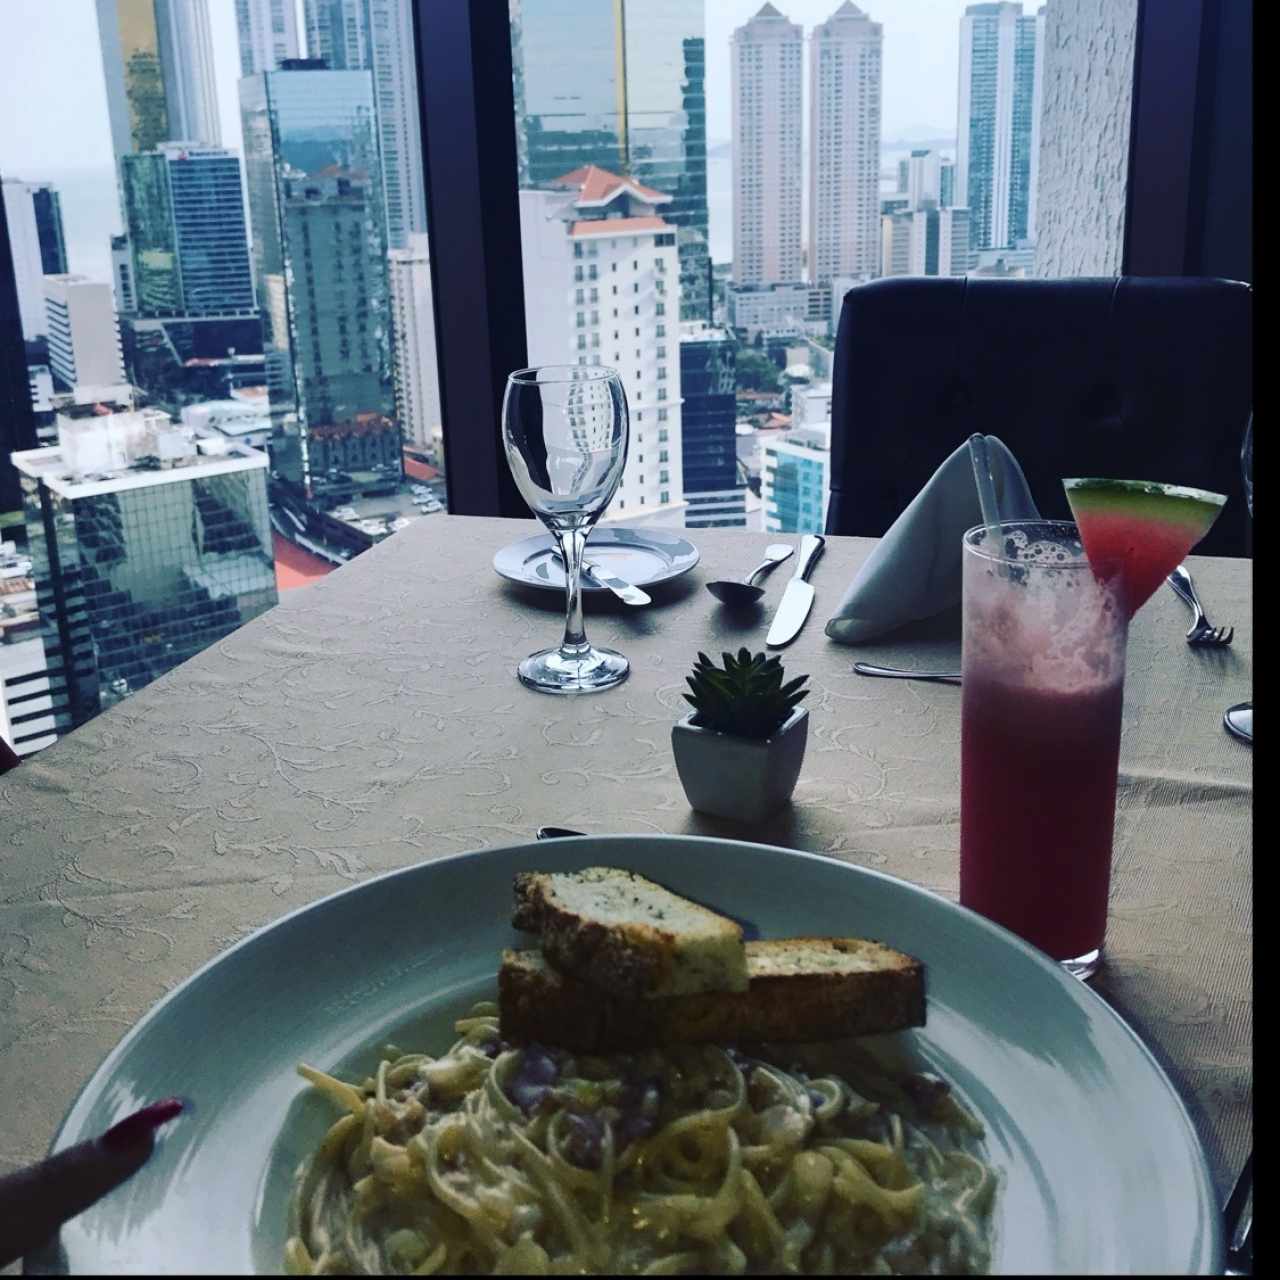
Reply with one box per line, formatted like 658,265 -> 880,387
13,408 -> 277,739
97,1 -> 222,175
301,0 -> 428,250
679,327 -> 744,528
240,64 -> 397,500
957,2 -> 1044,253
513,0 -> 709,319
32,185 -> 68,277
122,144 -> 255,319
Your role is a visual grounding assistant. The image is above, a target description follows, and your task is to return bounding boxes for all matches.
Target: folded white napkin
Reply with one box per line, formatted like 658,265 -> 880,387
825,435 -> 1040,644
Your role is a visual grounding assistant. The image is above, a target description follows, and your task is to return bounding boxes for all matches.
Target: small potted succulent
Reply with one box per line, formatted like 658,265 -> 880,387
672,649 -> 811,823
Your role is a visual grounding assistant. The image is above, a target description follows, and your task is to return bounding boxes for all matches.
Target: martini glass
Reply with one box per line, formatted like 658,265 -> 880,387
503,366 -> 630,694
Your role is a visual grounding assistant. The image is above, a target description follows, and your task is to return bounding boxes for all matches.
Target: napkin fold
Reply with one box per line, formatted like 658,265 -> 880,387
825,435 -> 1040,644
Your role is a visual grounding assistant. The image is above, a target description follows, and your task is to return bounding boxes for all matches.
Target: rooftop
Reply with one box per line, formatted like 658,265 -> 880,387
569,216 -> 668,238
11,436 -> 269,500
549,164 -> 671,207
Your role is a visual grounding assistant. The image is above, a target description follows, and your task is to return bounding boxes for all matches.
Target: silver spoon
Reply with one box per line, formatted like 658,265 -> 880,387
706,544 -> 794,606
853,662 -> 962,686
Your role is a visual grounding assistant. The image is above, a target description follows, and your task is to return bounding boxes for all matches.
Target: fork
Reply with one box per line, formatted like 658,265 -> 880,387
1167,564 -> 1234,647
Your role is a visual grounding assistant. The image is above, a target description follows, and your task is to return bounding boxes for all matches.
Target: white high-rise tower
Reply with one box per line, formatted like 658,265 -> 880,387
155,0 -> 221,144
956,2 -> 1045,253
731,4 -> 803,286
233,0 -> 302,75
388,235 -> 442,455
809,2 -> 883,286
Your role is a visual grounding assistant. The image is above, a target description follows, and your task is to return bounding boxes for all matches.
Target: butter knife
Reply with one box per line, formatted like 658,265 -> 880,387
766,534 -> 825,647
584,558 -> 651,606
553,551 -> 651,606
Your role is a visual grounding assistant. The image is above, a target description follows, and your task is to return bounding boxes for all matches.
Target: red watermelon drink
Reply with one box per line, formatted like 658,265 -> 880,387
959,521 -> 1128,977
961,486 -> 1225,977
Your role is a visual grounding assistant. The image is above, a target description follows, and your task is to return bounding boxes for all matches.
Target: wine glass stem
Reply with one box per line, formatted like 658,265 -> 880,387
555,527 -> 590,658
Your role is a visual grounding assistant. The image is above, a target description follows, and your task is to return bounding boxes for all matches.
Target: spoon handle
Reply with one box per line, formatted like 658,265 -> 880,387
746,545 -> 795,586
853,662 -> 963,686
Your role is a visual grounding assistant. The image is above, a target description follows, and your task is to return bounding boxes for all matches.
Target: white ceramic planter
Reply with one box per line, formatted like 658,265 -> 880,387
671,706 -> 809,823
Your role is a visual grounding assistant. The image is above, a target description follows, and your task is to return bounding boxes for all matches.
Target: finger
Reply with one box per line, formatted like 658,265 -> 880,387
0,1099 -> 184,1268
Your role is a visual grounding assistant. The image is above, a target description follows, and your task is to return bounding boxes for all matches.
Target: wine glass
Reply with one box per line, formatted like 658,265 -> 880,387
503,365 -> 630,694
1224,414 -> 1252,743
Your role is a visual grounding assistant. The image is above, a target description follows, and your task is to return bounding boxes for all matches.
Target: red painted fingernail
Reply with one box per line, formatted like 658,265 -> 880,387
101,1098 -> 185,1151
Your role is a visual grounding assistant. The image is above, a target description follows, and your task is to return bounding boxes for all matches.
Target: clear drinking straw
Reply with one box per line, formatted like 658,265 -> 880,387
967,433 -> 1002,545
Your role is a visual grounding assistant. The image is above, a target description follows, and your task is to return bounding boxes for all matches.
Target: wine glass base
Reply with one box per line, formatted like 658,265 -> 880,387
1224,702 -> 1253,745
1060,947 -> 1103,982
518,646 -> 629,695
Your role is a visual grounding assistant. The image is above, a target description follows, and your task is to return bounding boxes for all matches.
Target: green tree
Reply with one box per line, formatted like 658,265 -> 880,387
736,349 -> 780,393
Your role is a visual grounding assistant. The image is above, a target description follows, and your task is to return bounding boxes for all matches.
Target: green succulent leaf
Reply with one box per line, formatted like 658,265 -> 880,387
682,648 -> 811,740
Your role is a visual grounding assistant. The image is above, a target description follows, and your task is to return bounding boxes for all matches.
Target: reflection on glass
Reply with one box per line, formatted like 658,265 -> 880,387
240,65 -> 397,503
17,444 -> 278,740
512,0 -> 709,319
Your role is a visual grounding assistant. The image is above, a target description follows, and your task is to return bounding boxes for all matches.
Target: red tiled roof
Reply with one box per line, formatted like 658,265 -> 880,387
309,415 -> 397,439
550,164 -> 671,206
315,164 -> 369,180
570,216 -> 668,238
403,455 -> 438,483
273,532 -> 334,591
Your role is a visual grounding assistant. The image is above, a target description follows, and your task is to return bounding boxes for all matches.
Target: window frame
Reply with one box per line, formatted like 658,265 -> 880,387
0,0 -> 1250,530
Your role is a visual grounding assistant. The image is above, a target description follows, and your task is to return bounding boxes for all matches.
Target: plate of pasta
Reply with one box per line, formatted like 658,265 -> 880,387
30,835 -> 1222,1275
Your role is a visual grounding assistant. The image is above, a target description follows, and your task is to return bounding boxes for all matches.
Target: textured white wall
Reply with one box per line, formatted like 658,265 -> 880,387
1034,0 -> 1139,277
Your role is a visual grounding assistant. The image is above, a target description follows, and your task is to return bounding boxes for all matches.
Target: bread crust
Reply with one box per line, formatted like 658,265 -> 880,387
498,938 -> 926,1053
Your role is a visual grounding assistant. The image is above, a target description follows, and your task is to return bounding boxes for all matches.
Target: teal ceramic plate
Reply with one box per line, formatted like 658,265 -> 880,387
30,836 -> 1222,1274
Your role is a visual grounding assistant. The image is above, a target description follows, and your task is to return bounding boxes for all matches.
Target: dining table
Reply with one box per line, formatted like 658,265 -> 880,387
0,515 -> 1252,1227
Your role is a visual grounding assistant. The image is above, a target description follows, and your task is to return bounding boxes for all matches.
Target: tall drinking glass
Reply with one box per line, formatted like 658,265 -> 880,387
959,521 -> 1128,980
503,366 -> 630,694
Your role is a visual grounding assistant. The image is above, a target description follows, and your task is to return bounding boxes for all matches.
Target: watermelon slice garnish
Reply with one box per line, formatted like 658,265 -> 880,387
1064,478 -> 1227,618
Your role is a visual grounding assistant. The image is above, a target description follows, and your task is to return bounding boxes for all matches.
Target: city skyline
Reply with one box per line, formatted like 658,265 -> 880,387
1,0 -> 975,283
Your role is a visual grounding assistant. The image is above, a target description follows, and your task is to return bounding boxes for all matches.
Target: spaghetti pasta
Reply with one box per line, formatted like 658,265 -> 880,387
285,1002 -> 996,1275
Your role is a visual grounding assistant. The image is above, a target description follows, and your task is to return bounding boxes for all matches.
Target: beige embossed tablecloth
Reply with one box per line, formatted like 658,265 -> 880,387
0,516 -> 1252,1205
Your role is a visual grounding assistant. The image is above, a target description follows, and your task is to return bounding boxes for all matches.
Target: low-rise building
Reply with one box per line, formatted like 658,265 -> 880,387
1,543 -> 55,758
181,400 -> 273,450
727,281 -> 832,340
43,275 -> 126,392
761,419 -> 831,535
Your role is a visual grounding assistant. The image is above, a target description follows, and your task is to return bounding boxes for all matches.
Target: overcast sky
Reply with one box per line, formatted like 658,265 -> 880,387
0,0 -> 969,275
0,0 -> 968,172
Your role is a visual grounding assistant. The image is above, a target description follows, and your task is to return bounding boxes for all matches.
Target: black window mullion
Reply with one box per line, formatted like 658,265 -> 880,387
412,0 -> 531,519
1123,0 -> 1216,276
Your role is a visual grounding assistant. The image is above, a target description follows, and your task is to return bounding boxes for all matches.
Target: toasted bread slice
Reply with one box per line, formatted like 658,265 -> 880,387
498,937 -> 925,1053
511,867 -> 748,998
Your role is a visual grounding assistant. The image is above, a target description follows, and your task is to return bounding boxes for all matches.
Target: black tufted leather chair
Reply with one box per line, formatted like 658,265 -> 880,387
826,277 -> 1253,556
